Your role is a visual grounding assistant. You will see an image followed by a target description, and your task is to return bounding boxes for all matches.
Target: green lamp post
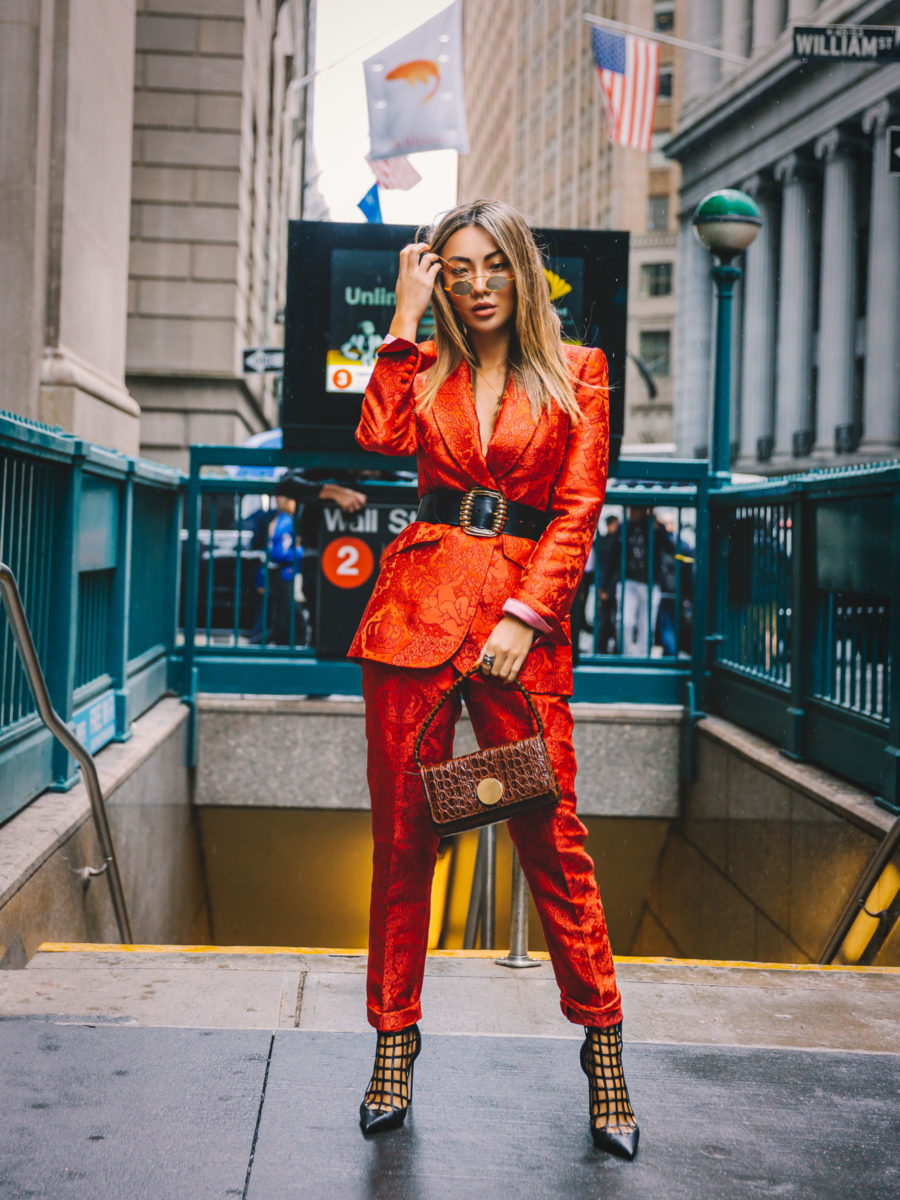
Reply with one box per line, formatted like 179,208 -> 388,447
692,189 -> 762,483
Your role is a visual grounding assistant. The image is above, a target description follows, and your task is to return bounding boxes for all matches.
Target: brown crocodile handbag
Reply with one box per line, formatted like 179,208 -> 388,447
414,665 -> 562,835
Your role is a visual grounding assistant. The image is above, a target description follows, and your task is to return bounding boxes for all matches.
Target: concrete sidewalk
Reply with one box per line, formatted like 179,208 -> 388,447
1,947 -> 898,1198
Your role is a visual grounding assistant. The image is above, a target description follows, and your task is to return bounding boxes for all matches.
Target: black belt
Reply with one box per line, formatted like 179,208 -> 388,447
416,488 -> 549,540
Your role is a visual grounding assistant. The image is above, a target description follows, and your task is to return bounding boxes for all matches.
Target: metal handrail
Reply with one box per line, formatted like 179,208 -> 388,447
0,562 -> 132,942
818,814 -> 900,964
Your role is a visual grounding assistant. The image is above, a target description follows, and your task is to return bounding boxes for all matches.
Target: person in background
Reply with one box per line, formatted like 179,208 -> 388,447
273,470 -> 367,643
654,514 -> 680,657
599,508 -> 674,657
245,476 -> 366,644
261,494 -> 302,645
593,513 -> 620,654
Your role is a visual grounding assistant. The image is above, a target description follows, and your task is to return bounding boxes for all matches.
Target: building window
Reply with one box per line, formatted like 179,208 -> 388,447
653,1 -> 674,34
639,330 -> 671,378
658,64 -> 673,100
648,194 -> 669,231
640,263 -> 674,298
650,131 -> 669,168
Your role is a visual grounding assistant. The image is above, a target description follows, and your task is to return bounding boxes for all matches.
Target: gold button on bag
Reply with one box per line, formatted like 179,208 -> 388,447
476,777 -> 503,806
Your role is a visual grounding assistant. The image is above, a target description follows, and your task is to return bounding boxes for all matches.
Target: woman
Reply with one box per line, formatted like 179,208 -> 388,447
348,199 -> 639,1160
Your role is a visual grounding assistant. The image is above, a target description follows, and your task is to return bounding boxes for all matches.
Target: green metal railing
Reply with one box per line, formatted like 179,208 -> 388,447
5,409 -> 900,819
707,462 -> 900,813
176,445 -> 710,712
0,412 -> 183,822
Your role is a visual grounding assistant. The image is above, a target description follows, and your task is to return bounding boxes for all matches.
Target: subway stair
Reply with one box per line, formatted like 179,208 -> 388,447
1,943 -> 899,1199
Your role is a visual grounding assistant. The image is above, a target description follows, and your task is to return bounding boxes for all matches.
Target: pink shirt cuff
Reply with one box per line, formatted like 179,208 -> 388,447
503,598 -> 552,634
378,333 -> 415,353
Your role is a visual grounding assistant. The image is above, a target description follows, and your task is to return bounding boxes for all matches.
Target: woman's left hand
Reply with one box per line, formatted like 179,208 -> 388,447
479,616 -> 535,684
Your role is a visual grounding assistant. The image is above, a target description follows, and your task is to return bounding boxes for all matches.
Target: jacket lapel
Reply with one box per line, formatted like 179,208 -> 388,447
429,361 -> 496,487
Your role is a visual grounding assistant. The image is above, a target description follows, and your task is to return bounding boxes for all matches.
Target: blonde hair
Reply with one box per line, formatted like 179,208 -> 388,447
415,199 -> 581,422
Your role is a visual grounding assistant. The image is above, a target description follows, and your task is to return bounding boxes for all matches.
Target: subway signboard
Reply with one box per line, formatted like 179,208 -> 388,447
282,220 -> 629,470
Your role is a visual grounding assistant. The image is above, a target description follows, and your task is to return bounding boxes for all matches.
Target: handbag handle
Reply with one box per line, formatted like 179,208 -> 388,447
413,663 -> 546,770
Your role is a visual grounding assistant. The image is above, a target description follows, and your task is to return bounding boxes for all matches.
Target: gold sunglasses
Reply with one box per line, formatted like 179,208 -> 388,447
438,258 -> 515,297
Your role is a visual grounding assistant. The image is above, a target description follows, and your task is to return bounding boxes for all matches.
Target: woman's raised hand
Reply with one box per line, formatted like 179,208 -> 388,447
389,243 -> 442,342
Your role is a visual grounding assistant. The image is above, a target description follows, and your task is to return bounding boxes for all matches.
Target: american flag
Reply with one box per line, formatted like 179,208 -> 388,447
591,26 -> 659,152
366,154 -> 423,191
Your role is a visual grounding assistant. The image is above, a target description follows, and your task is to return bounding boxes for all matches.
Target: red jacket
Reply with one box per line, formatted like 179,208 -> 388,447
347,338 -> 609,694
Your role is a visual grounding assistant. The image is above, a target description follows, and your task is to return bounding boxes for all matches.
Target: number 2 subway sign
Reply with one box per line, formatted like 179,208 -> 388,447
316,501 -> 418,657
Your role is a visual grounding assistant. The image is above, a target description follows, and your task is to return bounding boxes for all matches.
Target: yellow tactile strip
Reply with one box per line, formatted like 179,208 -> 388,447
36,943 -> 900,973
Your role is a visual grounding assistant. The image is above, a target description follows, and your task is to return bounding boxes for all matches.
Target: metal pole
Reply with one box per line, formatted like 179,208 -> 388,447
482,824 -> 497,948
0,563 -> 133,943
463,830 -> 486,949
709,262 -> 742,484
496,849 -> 541,968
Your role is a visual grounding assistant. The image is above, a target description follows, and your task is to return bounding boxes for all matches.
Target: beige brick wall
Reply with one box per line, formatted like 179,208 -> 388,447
0,0 -> 141,451
127,0 -> 310,466
458,0 -> 682,446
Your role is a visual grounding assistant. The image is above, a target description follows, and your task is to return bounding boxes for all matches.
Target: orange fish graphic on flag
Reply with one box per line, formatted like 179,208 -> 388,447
364,1 -> 469,161
385,59 -> 440,102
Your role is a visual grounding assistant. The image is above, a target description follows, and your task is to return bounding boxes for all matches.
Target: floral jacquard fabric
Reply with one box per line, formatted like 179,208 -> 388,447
362,659 -> 623,1032
348,338 -> 610,695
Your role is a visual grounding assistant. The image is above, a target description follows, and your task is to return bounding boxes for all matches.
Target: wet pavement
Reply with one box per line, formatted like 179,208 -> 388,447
1,947 -> 898,1199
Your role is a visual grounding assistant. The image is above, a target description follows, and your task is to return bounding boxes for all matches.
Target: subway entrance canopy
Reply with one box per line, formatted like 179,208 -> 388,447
281,220 -> 629,470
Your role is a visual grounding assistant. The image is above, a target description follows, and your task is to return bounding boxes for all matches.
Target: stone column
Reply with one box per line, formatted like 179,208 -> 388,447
787,0 -> 815,19
683,0 -> 721,105
860,101 -> 900,455
813,130 -> 859,456
0,0 -> 53,423
674,218 -> 714,458
738,175 -> 779,466
752,0 -> 782,53
773,153 -> 817,463
721,0 -> 751,75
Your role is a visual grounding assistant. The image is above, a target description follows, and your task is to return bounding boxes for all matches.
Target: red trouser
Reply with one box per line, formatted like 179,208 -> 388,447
362,660 -> 623,1031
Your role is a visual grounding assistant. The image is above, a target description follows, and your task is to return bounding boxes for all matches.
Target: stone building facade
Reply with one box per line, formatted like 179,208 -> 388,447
1,0 -> 320,465
1,0 -> 142,453
668,0 -> 899,471
128,0 -> 322,468
457,0 -> 685,447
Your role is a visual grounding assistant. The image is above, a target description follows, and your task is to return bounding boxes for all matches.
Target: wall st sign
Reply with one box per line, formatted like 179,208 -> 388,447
793,25 -> 900,62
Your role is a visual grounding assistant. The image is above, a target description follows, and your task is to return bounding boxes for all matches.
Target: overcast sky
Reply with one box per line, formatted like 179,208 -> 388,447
312,0 -> 460,225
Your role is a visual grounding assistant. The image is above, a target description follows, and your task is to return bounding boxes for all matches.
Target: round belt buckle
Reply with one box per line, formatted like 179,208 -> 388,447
477,777 -> 504,806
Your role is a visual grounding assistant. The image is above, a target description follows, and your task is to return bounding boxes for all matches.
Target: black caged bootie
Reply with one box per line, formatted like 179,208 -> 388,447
359,1023 -> 421,1136
580,1022 -> 640,1161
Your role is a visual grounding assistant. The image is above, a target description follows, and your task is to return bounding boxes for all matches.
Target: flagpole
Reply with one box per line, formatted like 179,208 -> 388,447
584,13 -> 750,66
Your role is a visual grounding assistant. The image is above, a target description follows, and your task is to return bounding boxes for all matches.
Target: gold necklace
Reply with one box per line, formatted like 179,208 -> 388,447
474,361 -> 508,403
475,374 -> 505,403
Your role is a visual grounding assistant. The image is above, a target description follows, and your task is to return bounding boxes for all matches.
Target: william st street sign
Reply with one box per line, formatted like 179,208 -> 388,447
793,25 -> 900,62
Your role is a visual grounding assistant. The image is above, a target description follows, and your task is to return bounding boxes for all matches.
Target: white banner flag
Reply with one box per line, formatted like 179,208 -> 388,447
364,1 -> 469,161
